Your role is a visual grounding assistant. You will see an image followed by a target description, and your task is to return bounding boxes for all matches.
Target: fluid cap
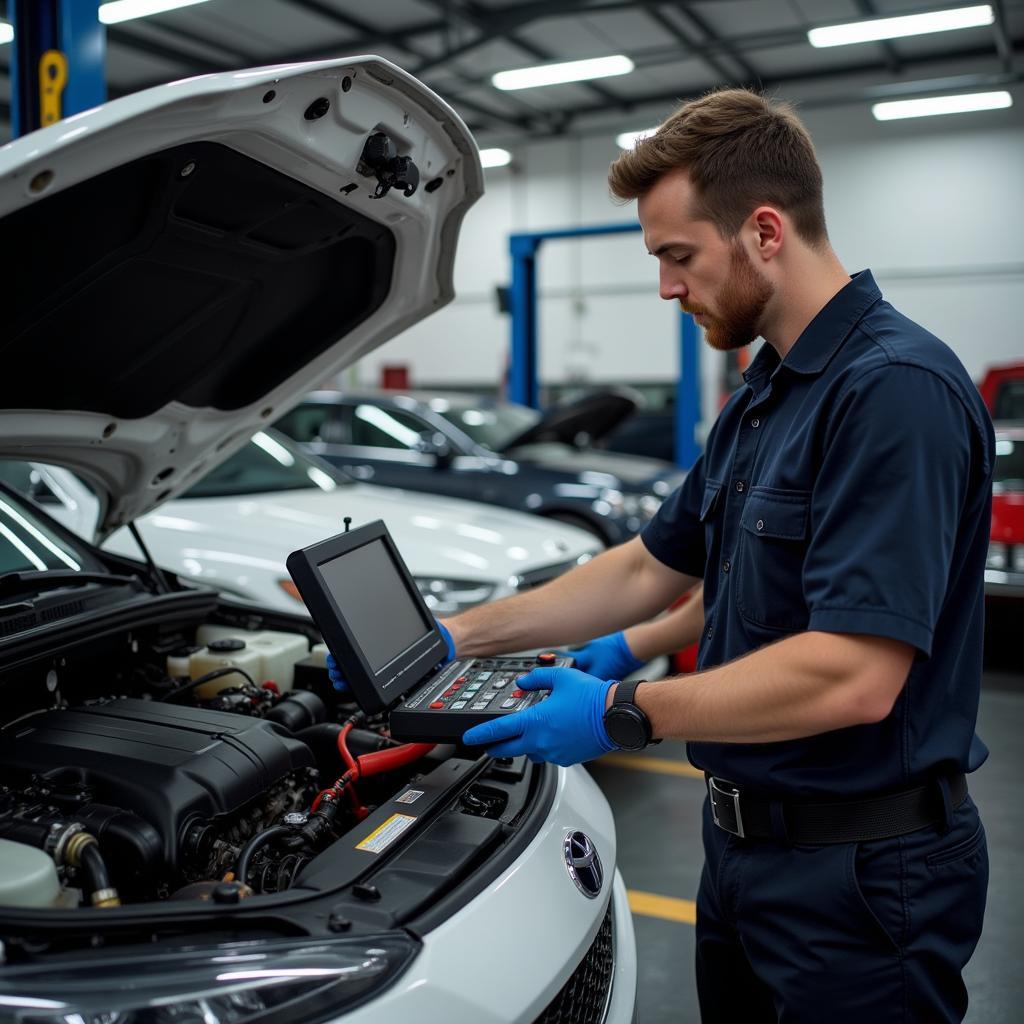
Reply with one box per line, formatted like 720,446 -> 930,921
208,638 -> 246,652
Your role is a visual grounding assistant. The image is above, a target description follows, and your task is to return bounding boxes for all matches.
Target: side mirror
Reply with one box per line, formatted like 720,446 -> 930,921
415,432 -> 454,468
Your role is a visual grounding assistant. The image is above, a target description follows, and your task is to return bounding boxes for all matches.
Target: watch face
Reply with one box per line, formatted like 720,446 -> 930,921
606,707 -> 648,750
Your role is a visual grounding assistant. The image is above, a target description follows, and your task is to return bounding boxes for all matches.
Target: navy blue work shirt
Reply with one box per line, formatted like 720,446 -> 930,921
642,270 -> 994,797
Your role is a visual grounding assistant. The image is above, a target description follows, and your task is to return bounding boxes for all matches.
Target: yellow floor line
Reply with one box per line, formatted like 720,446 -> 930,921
628,889 -> 697,924
598,752 -> 704,780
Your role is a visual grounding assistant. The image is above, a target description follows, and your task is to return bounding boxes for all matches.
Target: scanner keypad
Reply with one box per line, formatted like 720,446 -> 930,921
403,653 -> 567,714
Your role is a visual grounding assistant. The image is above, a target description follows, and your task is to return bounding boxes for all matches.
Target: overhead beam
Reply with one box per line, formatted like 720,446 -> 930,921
640,7 -> 738,85
991,0 -> 1015,72
673,2 -> 763,83
853,0 -> 904,74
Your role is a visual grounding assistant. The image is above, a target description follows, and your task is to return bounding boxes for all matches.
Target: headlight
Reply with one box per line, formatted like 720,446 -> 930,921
415,577 -> 495,613
987,542 -> 1008,570
0,934 -> 418,1024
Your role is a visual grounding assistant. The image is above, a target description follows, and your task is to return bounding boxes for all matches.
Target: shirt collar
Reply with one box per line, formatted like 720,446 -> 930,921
742,269 -> 882,388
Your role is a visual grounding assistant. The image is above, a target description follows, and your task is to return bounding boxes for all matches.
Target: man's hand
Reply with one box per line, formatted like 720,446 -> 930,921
462,667 -> 618,766
570,631 -> 644,680
327,621 -> 456,692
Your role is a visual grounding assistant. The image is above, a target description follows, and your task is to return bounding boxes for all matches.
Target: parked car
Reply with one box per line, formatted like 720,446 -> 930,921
979,361 -> 1024,421
987,422 -> 1024,602
1,431 -> 601,617
0,58 -> 636,1024
275,388 -> 685,545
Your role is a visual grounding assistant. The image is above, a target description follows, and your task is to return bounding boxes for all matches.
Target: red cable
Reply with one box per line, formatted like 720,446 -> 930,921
357,743 -> 435,776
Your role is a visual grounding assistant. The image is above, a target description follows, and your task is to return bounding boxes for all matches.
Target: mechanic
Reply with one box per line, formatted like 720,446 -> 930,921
448,89 -> 994,1022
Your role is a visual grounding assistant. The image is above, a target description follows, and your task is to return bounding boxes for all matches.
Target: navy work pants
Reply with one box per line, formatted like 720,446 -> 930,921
695,792 -> 988,1023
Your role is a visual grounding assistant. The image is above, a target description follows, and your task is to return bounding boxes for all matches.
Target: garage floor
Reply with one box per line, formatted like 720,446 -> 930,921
588,621 -> 1022,1023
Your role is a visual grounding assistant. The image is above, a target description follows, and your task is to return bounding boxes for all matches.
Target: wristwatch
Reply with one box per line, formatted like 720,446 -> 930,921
603,679 -> 656,751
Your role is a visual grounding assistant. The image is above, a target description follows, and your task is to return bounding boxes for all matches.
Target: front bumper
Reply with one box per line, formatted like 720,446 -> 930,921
343,764 -> 637,1023
985,568 -> 1024,599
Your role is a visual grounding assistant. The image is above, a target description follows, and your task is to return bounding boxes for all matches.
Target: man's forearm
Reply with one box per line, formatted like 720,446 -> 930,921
445,537 -> 697,657
623,583 -> 704,662
621,630 -> 914,743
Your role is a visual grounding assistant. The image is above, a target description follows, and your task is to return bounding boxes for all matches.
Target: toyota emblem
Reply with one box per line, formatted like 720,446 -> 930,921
563,830 -> 603,899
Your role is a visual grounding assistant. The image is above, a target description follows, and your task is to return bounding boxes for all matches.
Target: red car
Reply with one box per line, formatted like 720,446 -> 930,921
987,423 -> 1024,602
979,362 -> 1024,421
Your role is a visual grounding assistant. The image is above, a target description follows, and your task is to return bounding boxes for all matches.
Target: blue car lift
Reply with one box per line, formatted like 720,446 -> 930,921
508,223 -> 702,469
9,0 -> 105,138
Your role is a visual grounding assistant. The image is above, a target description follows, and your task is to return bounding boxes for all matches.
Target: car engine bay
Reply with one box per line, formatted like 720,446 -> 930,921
0,604 -> 492,913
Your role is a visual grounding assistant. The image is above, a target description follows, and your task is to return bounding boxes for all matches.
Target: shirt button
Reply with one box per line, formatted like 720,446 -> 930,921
735,481 -> 745,493
722,559 -> 731,573
751,418 -> 760,428
756,519 -> 765,531
706,626 -> 713,640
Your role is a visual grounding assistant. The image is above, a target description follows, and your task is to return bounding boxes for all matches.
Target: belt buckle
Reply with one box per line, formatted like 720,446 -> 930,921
708,776 -> 745,838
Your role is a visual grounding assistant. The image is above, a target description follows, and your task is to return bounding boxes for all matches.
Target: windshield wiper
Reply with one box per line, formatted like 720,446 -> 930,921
0,570 -> 143,601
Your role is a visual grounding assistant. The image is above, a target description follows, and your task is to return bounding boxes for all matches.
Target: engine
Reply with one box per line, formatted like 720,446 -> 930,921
0,619 -> 434,909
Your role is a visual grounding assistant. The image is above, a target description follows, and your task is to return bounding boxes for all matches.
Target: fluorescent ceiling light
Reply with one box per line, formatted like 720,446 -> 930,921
809,4 -> 993,47
616,127 -> 657,149
0,21 -> 13,44
99,0 -> 212,24
480,148 -> 512,168
493,55 -> 634,91
872,90 -> 1012,120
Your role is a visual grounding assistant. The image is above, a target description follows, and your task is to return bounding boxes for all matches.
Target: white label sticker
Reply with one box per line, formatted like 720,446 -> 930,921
356,813 -> 417,854
395,789 -> 424,805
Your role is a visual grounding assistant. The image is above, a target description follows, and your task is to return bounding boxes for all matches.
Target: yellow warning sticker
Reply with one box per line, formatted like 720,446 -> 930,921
355,813 -> 417,854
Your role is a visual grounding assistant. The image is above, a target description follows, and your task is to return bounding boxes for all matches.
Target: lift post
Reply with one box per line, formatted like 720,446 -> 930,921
507,222 -> 702,468
10,0 -> 105,139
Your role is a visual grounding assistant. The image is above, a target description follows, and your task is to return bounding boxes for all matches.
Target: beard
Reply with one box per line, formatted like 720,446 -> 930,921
681,242 -> 774,352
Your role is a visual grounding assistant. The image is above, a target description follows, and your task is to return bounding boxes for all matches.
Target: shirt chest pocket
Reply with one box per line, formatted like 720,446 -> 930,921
735,488 -> 811,631
700,479 -> 723,569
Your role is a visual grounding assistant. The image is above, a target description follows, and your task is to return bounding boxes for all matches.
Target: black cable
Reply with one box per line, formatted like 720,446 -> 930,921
79,842 -> 113,899
235,825 -> 291,885
161,666 -> 257,703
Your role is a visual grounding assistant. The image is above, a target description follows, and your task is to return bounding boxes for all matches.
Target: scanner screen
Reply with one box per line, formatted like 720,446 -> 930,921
318,538 -> 432,672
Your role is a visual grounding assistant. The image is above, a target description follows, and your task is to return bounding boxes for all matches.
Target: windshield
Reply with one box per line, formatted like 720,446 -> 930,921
994,436 -> 1024,492
434,399 -> 540,452
181,432 -> 346,499
0,480 -> 100,575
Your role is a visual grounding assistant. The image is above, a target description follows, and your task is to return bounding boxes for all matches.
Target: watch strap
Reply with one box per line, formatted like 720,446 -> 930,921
613,677 -> 643,707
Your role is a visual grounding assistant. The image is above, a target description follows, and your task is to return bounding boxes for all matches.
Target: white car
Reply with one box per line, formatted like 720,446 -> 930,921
0,58 -> 636,1023
5,430 -> 601,617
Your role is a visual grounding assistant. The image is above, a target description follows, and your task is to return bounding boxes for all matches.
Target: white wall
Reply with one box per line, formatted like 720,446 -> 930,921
356,102 -> 1024,427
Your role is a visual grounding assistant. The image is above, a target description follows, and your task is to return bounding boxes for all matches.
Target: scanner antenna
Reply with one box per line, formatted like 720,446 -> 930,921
343,517 -> 352,533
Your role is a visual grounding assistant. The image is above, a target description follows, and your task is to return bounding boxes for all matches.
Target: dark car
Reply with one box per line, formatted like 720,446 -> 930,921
274,389 -> 685,545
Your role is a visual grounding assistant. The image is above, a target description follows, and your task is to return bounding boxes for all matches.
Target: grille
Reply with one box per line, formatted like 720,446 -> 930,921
534,905 -> 614,1024
514,556 -> 591,591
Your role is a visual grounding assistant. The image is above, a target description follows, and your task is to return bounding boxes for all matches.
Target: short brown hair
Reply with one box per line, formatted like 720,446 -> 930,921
608,88 -> 828,245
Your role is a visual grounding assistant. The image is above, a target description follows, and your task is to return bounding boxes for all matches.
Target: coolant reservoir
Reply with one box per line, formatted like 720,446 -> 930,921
0,838 -> 62,907
188,640 -> 264,699
194,626 -> 309,690
310,642 -> 330,668
245,630 -> 309,691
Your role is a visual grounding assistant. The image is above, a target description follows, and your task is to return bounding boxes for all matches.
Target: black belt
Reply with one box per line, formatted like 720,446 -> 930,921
706,772 -> 968,844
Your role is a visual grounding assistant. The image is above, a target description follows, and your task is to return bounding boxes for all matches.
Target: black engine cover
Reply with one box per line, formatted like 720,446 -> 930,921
0,698 -> 314,865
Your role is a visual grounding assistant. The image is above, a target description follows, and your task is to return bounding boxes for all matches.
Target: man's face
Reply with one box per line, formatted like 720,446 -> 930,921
638,168 -> 774,352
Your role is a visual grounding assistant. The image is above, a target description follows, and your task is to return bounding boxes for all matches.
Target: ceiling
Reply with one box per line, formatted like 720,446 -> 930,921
0,0 -> 1022,145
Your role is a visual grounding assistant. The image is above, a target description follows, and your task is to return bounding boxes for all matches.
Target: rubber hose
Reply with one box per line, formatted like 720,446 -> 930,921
235,825 -> 291,886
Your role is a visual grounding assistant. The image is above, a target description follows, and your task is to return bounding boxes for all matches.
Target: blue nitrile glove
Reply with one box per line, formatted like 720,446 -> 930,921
326,621 -> 455,692
462,667 -> 618,766
570,631 -> 644,680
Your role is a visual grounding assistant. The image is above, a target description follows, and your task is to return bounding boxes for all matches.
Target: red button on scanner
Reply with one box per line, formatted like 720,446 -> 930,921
536,652 -> 557,665
512,689 -> 525,698
429,701 -> 445,709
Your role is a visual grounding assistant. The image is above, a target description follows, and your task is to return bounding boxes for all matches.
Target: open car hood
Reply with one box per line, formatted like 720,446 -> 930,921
501,388 -> 641,451
0,58 -> 482,539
